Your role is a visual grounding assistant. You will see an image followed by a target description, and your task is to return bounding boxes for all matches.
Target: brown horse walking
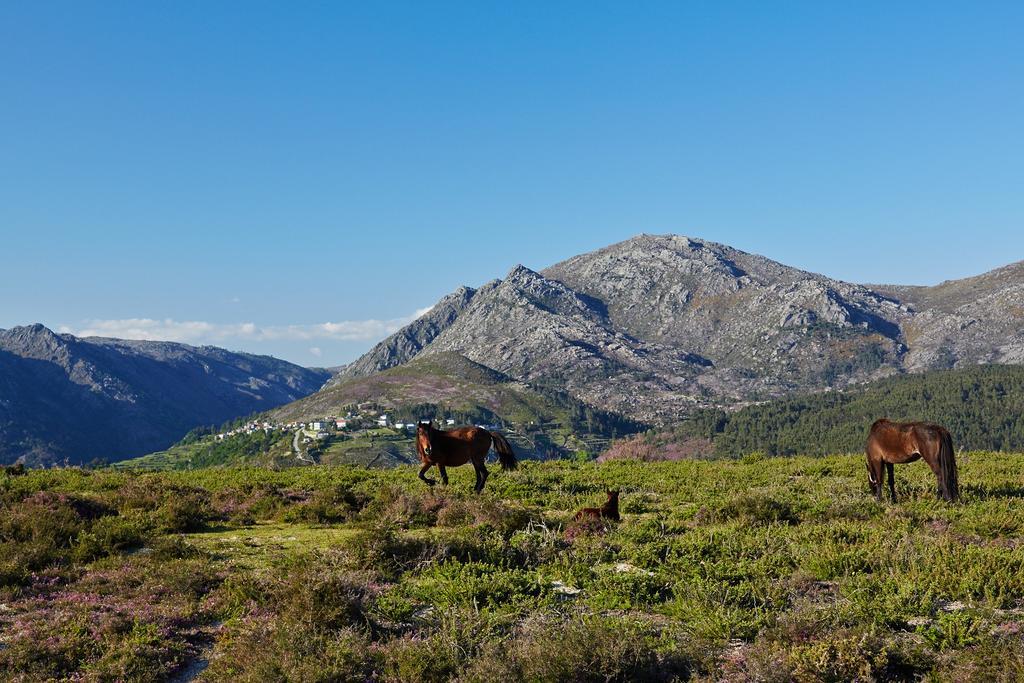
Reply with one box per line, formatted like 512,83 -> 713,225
416,422 -> 517,493
865,419 -> 959,502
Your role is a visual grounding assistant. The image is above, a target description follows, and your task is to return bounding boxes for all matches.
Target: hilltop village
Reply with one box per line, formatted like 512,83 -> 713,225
214,404 -> 463,444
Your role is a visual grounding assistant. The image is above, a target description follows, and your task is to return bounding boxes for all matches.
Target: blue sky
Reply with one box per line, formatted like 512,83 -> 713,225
2,2 -> 1021,366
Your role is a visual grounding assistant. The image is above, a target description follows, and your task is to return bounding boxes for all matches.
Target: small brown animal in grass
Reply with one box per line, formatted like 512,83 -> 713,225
574,490 -> 620,521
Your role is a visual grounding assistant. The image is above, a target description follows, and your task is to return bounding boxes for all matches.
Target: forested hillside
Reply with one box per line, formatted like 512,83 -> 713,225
616,365 -> 1024,459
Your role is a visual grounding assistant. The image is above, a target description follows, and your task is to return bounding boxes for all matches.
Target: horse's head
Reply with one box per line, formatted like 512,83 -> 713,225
606,489 -> 620,502
416,422 -> 433,458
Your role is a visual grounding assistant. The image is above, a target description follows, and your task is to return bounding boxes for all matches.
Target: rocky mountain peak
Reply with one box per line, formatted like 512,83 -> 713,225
504,263 -> 539,280
0,324 -> 74,362
335,234 -> 1024,423
333,283 -> 479,381
3,322 -> 63,344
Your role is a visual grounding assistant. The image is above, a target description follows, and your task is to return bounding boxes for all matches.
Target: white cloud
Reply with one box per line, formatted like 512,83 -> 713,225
60,306 -> 434,346
309,347 -> 323,357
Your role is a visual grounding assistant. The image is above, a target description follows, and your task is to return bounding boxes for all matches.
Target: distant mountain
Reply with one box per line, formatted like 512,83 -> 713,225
871,260 -> 1024,370
335,234 -> 1024,423
0,324 -> 330,466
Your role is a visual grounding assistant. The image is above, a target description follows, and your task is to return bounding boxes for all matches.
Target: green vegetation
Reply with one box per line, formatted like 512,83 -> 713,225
114,351 -> 647,472
5,453 -> 1024,680
274,352 -> 644,439
640,365 -> 1024,458
115,429 -> 294,470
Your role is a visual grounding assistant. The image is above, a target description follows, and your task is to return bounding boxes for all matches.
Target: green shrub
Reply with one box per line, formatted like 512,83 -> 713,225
84,620 -> 184,682
283,484 -> 367,524
148,534 -> 205,561
157,490 -> 213,532
0,491 -> 117,585
205,552 -> 377,682
457,613 -> 691,682
360,485 -> 445,527
73,513 -> 153,562
344,523 -> 432,578
208,617 -> 371,682
407,560 -> 549,612
0,611 -> 102,680
917,611 -> 983,651
721,491 -> 799,525
377,631 -> 466,682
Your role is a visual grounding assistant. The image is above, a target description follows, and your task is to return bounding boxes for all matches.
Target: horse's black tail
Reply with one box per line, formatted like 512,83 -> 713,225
488,431 -> 518,471
938,429 -> 959,502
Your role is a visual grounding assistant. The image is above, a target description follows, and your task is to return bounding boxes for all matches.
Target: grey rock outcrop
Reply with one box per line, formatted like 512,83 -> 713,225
334,286 -> 477,381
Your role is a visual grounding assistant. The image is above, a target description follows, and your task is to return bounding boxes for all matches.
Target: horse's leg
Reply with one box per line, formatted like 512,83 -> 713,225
418,462 -> 436,486
886,462 -> 896,502
438,465 -> 449,486
479,462 -> 489,492
473,458 -> 489,494
923,453 -> 944,500
867,458 -> 884,502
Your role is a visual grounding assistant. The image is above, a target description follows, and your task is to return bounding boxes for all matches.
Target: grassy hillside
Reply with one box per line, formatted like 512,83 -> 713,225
273,352 -> 641,437
111,353 -> 643,471
113,429 -> 295,471
5,454 -> 1024,680
619,365 -> 1024,460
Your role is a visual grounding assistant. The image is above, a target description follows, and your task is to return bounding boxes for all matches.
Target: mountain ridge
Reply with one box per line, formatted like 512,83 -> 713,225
334,234 -> 1024,423
8,234 -> 1022,465
0,324 -> 330,466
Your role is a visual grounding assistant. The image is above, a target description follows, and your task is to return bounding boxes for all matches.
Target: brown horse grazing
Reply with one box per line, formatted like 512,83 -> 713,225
574,490 -> 620,522
865,419 -> 959,502
415,422 -> 517,493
